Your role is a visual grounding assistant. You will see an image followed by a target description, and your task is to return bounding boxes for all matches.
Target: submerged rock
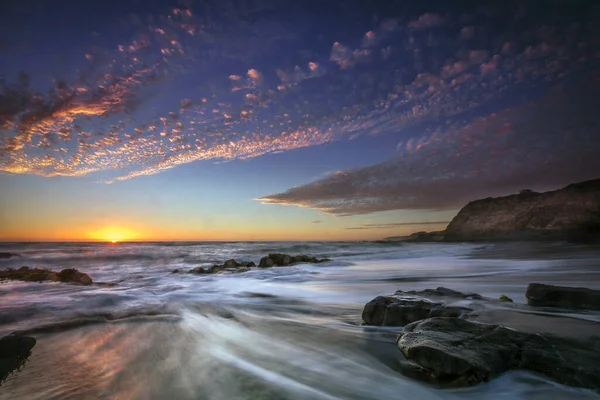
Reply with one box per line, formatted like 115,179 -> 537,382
0,267 -> 92,285
499,295 -> 513,302
0,252 -> 16,259
526,283 -> 600,310
397,317 -> 600,390
362,287 -> 478,326
0,335 -> 36,385
397,287 -> 483,300
258,253 -> 331,268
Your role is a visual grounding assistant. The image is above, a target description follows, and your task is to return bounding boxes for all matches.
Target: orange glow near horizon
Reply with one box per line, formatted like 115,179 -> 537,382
87,226 -> 138,243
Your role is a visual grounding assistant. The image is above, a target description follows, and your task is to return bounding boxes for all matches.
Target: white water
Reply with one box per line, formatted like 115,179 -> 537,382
1,241 -> 599,399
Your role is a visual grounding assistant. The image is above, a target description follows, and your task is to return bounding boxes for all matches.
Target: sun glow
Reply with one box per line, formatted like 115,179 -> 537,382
88,226 -> 137,242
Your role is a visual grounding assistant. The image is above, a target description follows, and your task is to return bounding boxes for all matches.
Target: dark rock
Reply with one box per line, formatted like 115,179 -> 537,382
190,266 -> 208,274
444,178 -> 600,242
0,267 -> 57,283
258,253 -> 331,268
397,287 -> 483,300
397,317 -> 600,390
171,269 -> 181,273
499,295 -> 513,302
362,296 -> 445,326
0,335 -> 36,385
223,259 -> 238,268
0,267 -> 92,285
526,283 -> 600,310
0,252 -> 16,259
57,268 -> 93,285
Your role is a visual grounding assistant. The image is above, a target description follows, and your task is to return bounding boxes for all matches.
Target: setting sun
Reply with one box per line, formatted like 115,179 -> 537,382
87,226 -> 137,243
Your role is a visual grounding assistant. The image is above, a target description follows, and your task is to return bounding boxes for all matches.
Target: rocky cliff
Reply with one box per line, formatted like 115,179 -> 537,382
444,179 -> 600,242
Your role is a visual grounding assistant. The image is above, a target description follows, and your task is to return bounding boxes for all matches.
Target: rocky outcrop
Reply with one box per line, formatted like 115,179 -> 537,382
175,254 -> 331,275
0,335 -> 36,385
258,253 -> 330,268
0,252 -> 17,259
444,178 -> 600,242
0,267 -> 92,285
189,259 -> 256,274
362,287 -> 478,326
526,283 -> 600,310
397,317 -> 600,390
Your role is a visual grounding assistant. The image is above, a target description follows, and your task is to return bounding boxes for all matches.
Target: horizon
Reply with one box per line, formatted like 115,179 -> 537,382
2,0 -> 599,242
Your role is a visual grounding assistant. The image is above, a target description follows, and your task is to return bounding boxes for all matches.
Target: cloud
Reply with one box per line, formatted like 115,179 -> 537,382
258,79 -> 600,215
310,220 -> 322,224
1,1 -> 598,183
408,13 -> 445,30
346,221 -> 449,230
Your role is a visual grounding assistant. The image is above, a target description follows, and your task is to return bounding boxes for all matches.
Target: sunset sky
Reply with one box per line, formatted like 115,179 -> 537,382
1,0 -> 599,241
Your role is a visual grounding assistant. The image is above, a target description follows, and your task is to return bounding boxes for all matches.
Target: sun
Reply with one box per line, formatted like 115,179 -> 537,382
88,226 -> 137,243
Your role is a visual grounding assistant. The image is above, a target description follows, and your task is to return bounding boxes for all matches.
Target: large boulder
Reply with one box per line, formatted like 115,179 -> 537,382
444,178 -> 600,242
0,335 -> 36,385
362,288 -> 476,326
258,253 -> 330,268
397,317 -> 600,390
526,283 -> 600,310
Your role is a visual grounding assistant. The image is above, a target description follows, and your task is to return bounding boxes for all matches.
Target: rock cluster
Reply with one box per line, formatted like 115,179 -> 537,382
362,284 -> 600,391
189,259 -> 256,274
176,253 -> 331,275
0,267 -> 92,285
0,335 -> 36,385
258,253 -> 330,267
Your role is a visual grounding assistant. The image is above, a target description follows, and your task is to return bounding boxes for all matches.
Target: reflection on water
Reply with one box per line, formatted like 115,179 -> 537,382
1,242 -> 600,399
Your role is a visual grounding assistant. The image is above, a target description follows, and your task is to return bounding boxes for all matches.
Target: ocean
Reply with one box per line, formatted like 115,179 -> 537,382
1,241 -> 599,399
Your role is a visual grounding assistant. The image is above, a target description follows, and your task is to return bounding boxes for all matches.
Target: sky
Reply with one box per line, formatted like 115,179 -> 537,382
0,0 -> 599,241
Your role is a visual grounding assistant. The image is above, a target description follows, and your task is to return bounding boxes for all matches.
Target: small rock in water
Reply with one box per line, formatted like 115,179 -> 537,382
57,268 -> 93,285
499,295 -> 513,302
526,283 -> 600,310
0,252 -> 16,259
0,335 -> 36,385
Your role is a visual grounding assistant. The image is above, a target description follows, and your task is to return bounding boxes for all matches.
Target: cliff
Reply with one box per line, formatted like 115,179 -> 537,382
444,179 -> 600,242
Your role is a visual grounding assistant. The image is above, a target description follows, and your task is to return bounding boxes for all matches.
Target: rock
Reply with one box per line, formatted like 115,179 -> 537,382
362,296 -> 445,326
499,295 -> 513,302
190,267 -> 208,274
526,283 -> 600,310
397,317 -> 600,390
397,287 -> 483,300
223,259 -> 238,268
0,267 -> 92,285
0,252 -> 16,259
57,268 -> 93,285
0,335 -> 36,385
361,288 -> 478,326
444,178 -> 600,242
258,253 -> 331,268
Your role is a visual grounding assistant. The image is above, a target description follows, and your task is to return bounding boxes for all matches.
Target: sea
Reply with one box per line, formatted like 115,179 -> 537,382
1,241 -> 600,400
